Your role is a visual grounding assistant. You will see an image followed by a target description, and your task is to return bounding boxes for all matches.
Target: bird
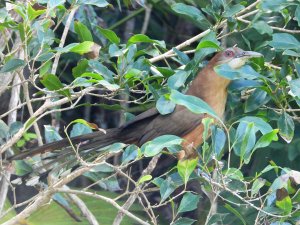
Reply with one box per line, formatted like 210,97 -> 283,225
10,47 -> 262,161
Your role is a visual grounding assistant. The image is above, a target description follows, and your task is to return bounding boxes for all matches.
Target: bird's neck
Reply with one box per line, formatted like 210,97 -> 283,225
186,63 -> 231,118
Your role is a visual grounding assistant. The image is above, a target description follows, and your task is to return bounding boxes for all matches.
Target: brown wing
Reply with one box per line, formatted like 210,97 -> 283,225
120,106 -> 204,146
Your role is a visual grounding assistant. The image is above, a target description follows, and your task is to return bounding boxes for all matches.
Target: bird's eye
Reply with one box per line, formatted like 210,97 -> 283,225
225,50 -> 234,57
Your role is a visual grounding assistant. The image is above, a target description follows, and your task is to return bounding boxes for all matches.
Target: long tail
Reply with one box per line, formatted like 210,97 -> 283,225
10,128 -> 122,160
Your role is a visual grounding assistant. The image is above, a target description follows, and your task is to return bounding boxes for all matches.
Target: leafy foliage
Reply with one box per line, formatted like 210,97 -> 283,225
1,0 -> 300,225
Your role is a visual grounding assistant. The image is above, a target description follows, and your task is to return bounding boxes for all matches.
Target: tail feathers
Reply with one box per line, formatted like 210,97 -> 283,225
10,128 -> 122,160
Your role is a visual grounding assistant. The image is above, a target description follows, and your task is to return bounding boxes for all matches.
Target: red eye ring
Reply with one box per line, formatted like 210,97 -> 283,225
225,50 -> 234,57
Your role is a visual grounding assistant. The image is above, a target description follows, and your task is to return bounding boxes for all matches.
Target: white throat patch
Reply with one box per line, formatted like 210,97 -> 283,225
228,58 -> 247,69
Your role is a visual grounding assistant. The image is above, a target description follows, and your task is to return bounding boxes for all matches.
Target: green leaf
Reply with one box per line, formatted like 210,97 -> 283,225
0,59 -> 25,73
214,64 -> 261,80
143,135 -> 183,157
44,125 -> 62,143
173,48 -> 190,64
167,70 -> 189,90
23,133 -> 37,141
88,60 -> 114,82
69,41 -> 94,55
41,74 -> 71,97
27,4 -> 46,21
173,217 -> 196,225
238,116 -> 273,134
69,119 -> 99,130
223,4 -> 245,17
109,44 -> 122,57
278,112 -> 294,143
178,192 -> 200,213
224,204 -> 246,225
97,143 -> 127,153
138,175 -> 152,185
206,213 -> 228,225
9,122 -> 23,136
72,59 -> 89,78
224,168 -> 244,180
259,0 -> 296,12
177,158 -> 198,184
49,0 -> 65,9
74,21 -> 93,42
81,72 -> 104,80
89,164 -> 114,173
77,0 -> 109,7
156,95 -> 176,115
211,127 -> 226,158
170,89 -> 219,119
160,178 -> 177,202
97,26 -> 120,44
233,121 -> 256,161
171,3 -> 209,27
269,33 -> 300,50
251,178 -> 266,197
122,145 -> 138,164
25,117 -> 37,130
295,5 -> 300,27
70,123 -> 93,137
98,80 -> 120,91
245,89 -> 270,113
196,40 -> 221,50
17,139 -> 25,147
276,189 -> 292,214
0,120 -> 9,140
252,21 -> 273,35
254,129 -> 279,150
13,160 -> 33,176
289,78 -> 300,98
283,49 -> 300,57
127,34 -> 159,45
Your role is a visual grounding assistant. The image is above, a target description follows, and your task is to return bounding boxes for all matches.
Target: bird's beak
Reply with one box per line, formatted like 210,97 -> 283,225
236,51 -> 263,59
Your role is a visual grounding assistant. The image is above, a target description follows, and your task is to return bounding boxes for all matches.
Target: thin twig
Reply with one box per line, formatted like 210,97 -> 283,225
56,188 -> 150,225
141,4 -> 152,34
237,17 -> 300,34
113,154 -> 161,225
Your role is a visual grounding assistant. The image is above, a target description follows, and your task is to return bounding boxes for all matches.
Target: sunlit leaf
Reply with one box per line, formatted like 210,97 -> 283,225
74,21 -> 93,42
138,175 -> 152,184
177,157 -> 198,184
97,26 -> 120,44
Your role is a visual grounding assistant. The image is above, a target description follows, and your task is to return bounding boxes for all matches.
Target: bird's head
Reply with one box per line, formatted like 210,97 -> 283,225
212,47 -> 263,69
